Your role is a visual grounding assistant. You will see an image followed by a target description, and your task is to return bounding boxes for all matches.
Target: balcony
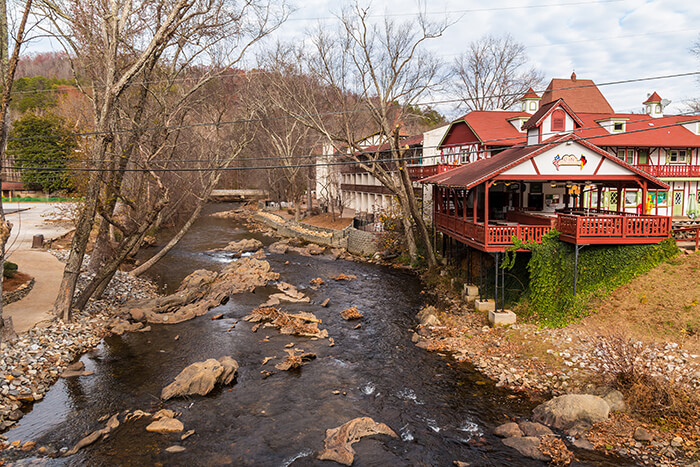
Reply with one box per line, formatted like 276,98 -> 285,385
435,209 -> 671,252
637,164 -> 700,178
407,164 -> 458,181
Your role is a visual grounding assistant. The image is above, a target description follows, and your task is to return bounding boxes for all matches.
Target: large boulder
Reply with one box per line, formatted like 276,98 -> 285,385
532,394 -> 610,432
214,238 -> 263,254
161,357 -> 239,401
317,417 -> 398,466
494,422 -> 522,438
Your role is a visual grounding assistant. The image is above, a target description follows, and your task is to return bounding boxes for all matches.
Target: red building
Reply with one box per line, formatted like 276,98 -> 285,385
412,74 -> 700,254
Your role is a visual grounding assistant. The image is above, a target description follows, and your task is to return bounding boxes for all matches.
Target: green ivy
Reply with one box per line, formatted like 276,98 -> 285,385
504,233 -> 679,327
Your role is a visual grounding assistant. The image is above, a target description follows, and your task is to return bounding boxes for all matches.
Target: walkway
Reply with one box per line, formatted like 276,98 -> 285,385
3,203 -> 74,333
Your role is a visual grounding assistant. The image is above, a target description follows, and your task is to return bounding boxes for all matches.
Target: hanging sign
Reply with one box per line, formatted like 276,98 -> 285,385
553,154 -> 587,171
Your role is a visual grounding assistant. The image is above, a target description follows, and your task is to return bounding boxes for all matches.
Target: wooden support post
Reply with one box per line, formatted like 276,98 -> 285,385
641,181 -> 648,215
484,181 -> 492,246
597,186 -> 602,211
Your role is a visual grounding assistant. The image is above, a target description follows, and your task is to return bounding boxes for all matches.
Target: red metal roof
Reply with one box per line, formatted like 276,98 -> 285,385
574,113 -> 699,147
422,134 -> 668,190
522,99 -> 584,130
540,77 -> 614,113
440,111 -> 529,149
643,92 -> 662,104
521,87 -> 540,100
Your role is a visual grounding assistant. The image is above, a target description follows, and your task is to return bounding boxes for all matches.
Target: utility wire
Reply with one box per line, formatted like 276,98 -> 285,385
5,114 -> 700,174
5,70 -> 700,145
6,106 -> 700,166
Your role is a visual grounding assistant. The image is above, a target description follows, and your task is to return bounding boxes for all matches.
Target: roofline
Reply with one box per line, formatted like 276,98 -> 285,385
422,134 -> 669,191
593,117 -> 630,122
522,98 -> 585,130
437,118 -> 484,149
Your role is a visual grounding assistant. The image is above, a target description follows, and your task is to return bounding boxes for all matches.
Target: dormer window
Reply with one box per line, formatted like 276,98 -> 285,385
529,102 -> 537,111
551,109 -> 565,132
613,122 -> 624,132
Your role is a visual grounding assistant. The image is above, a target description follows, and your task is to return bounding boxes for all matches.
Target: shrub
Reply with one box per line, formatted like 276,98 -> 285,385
3,261 -> 18,279
588,333 -> 700,425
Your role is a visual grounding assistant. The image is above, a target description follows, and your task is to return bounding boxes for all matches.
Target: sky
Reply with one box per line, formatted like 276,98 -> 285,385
267,0 -> 700,118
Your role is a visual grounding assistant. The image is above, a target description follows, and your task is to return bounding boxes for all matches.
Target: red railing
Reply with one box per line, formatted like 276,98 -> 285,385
435,213 -> 551,248
556,213 -> 671,244
672,226 -> 700,250
637,164 -> 700,177
407,164 -> 459,180
436,211 -> 672,250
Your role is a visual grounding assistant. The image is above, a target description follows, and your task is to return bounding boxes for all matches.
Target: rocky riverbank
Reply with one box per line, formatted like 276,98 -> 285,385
0,252 -> 158,444
412,278 -> 700,466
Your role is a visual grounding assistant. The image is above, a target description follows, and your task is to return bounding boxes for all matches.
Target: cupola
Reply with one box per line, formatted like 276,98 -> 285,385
643,92 -> 664,118
519,87 -> 541,114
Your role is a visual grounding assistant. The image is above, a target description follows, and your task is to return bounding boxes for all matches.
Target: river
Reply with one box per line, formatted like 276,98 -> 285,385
3,204 -> 626,466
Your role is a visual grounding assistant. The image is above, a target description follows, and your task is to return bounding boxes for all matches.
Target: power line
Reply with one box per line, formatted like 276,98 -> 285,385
6,70 -> 700,145
5,114 -> 700,175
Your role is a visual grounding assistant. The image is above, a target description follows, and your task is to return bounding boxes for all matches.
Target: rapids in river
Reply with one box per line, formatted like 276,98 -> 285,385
3,204 -> 628,466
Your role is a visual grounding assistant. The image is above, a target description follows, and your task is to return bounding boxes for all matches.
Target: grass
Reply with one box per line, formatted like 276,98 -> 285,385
578,250 -> 700,353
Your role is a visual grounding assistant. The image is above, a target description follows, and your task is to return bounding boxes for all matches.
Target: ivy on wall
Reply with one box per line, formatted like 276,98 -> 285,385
504,231 -> 679,327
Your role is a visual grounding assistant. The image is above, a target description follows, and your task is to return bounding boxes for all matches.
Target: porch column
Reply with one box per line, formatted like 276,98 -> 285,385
641,181 -> 648,214
484,181 -> 492,247
616,185 -> 623,213
579,184 -> 585,209
473,187 -> 478,223
597,186 -> 602,211
462,189 -> 467,220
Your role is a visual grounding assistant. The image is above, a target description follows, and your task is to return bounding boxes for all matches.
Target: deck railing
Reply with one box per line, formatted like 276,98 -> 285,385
556,213 -> 671,243
637,164 -> 700,178
436,211 -> 671,249
407,164 -> 458,180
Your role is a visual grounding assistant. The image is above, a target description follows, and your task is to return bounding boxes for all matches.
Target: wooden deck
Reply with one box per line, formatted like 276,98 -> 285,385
436,210 -> 672,251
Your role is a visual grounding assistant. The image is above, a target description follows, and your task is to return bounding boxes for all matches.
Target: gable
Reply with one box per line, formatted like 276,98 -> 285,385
439,120 -> 480,149
502,141 -> 637,178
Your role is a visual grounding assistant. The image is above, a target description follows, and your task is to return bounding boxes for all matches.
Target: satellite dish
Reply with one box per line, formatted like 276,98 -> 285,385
660,98 -> 672,110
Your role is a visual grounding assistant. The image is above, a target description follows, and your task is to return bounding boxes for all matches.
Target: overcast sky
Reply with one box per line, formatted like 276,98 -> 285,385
270,0 -> 700,118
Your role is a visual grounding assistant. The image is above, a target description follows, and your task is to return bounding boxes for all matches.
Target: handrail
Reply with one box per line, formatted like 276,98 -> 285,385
672,225 -> 700,250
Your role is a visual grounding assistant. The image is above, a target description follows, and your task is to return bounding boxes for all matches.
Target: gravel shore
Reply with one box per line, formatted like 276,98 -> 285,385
0,252 -> 159,437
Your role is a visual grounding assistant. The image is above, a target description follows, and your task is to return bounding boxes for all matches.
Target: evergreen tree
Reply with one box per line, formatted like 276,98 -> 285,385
7,112 -> 77,192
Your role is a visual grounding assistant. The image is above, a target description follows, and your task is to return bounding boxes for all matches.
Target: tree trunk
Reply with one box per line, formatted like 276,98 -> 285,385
398,157 -> 437,268
0,0 -> 32,338
129,203 -> 202,277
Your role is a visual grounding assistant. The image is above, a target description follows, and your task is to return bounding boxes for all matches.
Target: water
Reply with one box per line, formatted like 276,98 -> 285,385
2,204 -> 628,466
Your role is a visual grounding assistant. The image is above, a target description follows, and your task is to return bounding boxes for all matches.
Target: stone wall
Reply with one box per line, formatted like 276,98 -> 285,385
2,278 -> 35,305
254,212 -> 348,249
346,227 -> 380,257
254,211 -> 380,256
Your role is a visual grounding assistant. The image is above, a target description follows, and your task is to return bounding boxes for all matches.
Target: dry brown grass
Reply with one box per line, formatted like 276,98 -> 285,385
587,333 -> 700,425
2,271 -> 32,293
578,251 -> 700,354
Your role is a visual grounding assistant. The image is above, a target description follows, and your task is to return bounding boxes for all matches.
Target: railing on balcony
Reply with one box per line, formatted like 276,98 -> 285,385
435,212 -> 552,250
407,164 -> 459,180
637,164 -> 700,178
556,213 -> 671,244
436,210 -> 672,251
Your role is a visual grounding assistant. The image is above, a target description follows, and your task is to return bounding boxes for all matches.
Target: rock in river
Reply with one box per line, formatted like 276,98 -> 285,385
317,417 -> 398,466
161,357 -> 239,400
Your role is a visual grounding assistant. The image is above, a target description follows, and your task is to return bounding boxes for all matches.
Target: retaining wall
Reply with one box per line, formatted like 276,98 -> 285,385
254,211 -> 380,256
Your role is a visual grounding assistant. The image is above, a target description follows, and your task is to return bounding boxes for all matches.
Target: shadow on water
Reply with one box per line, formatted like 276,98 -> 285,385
3,204 -> 632,466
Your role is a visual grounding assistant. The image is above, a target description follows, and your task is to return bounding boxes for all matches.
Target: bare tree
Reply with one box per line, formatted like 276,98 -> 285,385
0,0 -> 33,340
266,4 -> 449,267
38,0 -> 288,320
451,34 -> 544,112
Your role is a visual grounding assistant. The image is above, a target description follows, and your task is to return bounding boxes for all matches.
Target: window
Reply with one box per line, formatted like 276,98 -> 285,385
616,149 -> 625,160
529,101 -> 536,111
551,109 -> 565,131
656,104 -> 661,113
613,122 -> 624,132
638,149 -> 648,165
668,149 -> 688,163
